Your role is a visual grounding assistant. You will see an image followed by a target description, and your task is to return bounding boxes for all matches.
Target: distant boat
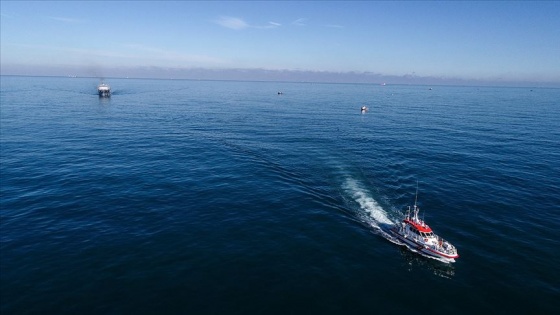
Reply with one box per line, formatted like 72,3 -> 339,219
98,83 -> 111,97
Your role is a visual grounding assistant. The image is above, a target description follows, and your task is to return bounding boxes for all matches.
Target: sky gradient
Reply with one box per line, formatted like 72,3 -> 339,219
1,1 -> 559,86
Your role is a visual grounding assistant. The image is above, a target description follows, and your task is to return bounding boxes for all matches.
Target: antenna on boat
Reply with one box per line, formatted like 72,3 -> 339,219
412,180 -> 420,222
414,180 -> 419,208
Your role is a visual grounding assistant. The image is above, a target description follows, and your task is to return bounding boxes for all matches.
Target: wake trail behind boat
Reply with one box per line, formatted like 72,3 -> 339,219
342,177 -> 403,245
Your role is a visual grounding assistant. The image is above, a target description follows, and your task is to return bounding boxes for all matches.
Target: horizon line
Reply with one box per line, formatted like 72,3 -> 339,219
2,74 -> 557,90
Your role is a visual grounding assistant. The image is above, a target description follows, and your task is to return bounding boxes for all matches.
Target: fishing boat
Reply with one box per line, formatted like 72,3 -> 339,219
390,186 -> 459,263
97,83 -> 111,97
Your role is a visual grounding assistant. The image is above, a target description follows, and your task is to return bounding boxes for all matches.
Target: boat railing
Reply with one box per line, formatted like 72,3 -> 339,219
435,235 -> 457,255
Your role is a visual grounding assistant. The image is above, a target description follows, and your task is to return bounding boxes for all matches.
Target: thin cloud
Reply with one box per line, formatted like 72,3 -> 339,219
266,21 -> 281,28
214,16 -> 249,30
292,18 -> 307,26
214,16 -> 280,30
256,21 -> 281,29
325,24 -> 344,29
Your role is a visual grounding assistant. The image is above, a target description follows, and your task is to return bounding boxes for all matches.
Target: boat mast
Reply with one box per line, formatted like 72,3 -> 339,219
413,181 -> 419,221
414,180 -> 419,209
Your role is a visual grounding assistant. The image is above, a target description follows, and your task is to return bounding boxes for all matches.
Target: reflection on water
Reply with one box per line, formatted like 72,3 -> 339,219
398,247 -> 456,279
98,96 -> 111,105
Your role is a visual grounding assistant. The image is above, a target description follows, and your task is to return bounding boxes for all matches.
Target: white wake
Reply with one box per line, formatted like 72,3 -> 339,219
342,177 -> 394,227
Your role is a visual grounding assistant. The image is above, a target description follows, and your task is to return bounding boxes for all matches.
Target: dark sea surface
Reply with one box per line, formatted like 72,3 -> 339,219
1,76 -> 559,314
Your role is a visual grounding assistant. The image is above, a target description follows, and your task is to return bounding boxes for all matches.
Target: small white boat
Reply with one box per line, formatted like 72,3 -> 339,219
98,83 -> 111,97
390,185 -> 459,263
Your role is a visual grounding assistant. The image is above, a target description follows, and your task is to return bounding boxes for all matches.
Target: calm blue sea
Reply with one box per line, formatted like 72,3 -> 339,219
1,76 -> 559,314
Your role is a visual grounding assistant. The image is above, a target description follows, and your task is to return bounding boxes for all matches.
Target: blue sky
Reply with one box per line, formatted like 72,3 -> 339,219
1,1 -> 559,85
